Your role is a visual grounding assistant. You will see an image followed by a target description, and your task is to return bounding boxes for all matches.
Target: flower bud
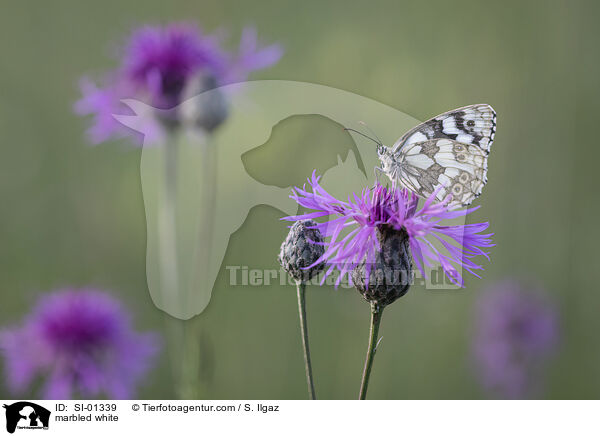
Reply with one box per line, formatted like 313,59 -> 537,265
352,225 -> 412,306
278,220 -> 325,282
180,73 -> 229,133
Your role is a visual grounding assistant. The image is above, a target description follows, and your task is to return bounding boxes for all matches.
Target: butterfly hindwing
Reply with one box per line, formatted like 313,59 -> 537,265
392,104 -> 496,153
395,138 -> 488,207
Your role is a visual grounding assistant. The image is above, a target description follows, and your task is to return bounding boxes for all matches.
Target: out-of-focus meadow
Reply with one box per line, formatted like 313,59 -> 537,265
1,0 -> 599,399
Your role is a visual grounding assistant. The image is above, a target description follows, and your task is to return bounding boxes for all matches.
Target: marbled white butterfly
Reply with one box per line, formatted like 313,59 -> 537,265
350,104 -> 496,208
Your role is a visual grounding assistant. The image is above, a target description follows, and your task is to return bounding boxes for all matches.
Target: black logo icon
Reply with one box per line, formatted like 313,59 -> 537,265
2,402 -> 50,434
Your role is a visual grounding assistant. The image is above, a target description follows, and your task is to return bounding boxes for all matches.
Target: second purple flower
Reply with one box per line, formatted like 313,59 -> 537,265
0,289 -> 160,400
75,22 -> 283,144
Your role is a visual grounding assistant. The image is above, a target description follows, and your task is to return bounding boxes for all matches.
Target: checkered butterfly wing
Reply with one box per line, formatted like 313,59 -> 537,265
392,104 -> 496,153
391,104 -> 495,207
394,138 -> 488,207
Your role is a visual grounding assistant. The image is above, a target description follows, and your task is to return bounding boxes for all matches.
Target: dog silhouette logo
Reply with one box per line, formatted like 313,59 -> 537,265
113,80 -> 430,319
3,402 -> 50,433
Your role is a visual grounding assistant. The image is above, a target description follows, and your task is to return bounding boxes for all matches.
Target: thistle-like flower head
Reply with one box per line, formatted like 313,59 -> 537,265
75,22 -> 282,144
473,280 -> 559,398
279,219 -> 326,282
283,171 -> 493,288
0,289 -> 159,399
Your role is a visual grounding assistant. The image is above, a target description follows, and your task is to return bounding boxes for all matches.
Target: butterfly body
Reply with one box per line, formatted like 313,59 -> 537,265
377,145 -> 402,181
375,104 -> 496,208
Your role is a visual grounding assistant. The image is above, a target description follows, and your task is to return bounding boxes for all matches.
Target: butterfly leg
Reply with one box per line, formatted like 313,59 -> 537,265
374,166 -> 384,184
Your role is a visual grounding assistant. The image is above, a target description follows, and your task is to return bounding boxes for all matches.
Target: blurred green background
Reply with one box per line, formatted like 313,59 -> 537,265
1,0 -> 599,399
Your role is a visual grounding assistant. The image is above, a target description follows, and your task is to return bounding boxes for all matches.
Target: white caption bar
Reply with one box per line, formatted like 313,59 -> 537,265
0,400 -> 595,435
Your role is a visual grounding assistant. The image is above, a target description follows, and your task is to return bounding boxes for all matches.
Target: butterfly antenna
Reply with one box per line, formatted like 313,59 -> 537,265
343,127 -> 382,147
358,121 -> 384,147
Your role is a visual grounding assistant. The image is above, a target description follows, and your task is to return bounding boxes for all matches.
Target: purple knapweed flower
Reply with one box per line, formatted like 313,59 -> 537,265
0,289 -> 160,400
75,22 -> 282,144
282,171 -> 493,287
225,27 -> 285,82
473,280 -> 559,399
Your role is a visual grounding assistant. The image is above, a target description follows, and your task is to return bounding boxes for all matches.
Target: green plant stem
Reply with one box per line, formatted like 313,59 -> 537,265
158,133 -> 179,304
359,302 -> 384,400
170,134 -> 216,399
296,281 -> 316,400
158,132 -> 203,399
163,315 -> 203,399
180,316 -> 202,399
157,133 -> 183,396
191,135 -> 217,306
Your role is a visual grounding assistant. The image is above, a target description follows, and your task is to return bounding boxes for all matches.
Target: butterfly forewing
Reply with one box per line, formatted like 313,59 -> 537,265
392,104 -> 496,153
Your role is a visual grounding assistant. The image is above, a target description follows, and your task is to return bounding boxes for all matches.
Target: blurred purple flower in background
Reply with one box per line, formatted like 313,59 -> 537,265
121,24 -> 227,110
473,280 -> 559,399
75,22 -> 282,144
0,289 -> 159,399
283,172 -> 493,287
